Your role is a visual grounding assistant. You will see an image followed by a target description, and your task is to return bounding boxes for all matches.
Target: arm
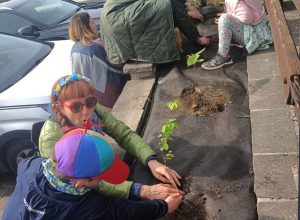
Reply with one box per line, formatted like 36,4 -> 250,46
95,180 -> 133,198
71,51 -> 94,78
95,104 -> 155,165
89,194 -> 168,220
86,189 -> 183,219
39,119 -> 64,158
111,199 -> 168,220
96,104 -> 182,188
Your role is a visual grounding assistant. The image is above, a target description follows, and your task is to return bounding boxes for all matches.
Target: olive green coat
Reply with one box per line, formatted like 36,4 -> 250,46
100,0 -> 180,64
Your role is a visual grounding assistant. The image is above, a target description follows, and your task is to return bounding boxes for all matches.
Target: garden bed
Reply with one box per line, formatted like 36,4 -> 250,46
132,44 -> 257,219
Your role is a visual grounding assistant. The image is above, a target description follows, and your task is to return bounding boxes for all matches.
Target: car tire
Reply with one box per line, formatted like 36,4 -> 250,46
6,138 -> 36,174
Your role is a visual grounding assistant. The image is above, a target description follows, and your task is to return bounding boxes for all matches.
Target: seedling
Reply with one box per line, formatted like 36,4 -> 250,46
187,48 -> 205,68
159,119 -> 179,163
167,99 -> 182,111
158,100 -> 181,164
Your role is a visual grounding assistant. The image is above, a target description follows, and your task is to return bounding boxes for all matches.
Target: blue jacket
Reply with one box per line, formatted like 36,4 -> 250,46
2,157 -> 167,220
71,41 -> 129,108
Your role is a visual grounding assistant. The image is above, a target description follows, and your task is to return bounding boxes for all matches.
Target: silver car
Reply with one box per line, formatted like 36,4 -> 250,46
0,33 -> 73,173
0,0 -> 103,41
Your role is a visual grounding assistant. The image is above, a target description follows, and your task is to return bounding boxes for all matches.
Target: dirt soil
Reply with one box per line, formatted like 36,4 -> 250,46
166,175 -> 212,220
179,87 -> 231,116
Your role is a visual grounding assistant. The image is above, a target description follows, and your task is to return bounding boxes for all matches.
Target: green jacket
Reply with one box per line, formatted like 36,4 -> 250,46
100,0 -> 180,64
39,103 -> 155,198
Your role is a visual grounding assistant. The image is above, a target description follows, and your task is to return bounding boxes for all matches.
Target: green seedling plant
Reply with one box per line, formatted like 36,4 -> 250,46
167,99 -> 182,111
187,48 -> 205,68
158,100 -> 181,165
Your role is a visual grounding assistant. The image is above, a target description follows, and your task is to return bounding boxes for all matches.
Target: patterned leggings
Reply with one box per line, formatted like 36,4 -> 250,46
218,14 -> 246,57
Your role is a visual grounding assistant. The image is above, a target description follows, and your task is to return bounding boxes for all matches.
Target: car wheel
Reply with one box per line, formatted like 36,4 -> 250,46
7,139 -> 36,174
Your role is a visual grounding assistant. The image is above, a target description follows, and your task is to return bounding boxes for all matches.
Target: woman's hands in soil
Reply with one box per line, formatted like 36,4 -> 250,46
140,184 -> 184,200
148,160 -> 181,188
165,193 -> 184,213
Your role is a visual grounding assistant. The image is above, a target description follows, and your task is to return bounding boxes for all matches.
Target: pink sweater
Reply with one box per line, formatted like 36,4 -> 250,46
225,0 -> 265,24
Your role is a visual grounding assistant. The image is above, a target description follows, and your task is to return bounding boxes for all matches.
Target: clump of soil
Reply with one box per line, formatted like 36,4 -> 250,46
180,87 -> 231,116
175,193 -> 208,220
167,175 -> 212,220
181,175 -> 193,194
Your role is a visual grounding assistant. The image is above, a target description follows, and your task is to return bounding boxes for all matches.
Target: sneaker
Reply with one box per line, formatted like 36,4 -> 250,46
201,54 -> 233,70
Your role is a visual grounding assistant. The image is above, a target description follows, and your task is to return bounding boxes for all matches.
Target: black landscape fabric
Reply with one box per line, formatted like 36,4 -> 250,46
132,58 -> 257,219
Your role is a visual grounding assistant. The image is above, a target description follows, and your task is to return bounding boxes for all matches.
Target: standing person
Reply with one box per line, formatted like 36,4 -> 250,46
69,12 -> 129,110
3,128 -> 183,219
100,0 -> 210,64
201,0 -> 272,70
39,73 -> 184,200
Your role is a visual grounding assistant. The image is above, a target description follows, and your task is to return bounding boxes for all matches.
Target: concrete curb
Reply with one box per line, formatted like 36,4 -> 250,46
247,47 -> 299,219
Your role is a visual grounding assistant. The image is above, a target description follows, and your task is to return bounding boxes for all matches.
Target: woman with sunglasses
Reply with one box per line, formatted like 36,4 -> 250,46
69,12 -> 129,111
39,73 -> 184,200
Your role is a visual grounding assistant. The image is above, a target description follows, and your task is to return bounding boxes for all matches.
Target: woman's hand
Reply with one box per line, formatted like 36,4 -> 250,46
140,184 -> 184,200
148,160 -> 181,188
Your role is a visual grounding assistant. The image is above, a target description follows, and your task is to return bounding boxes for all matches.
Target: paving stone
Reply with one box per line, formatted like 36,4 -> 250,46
257,200 -> 297,220
112,110 -> 143,132
247,49 -> 279,81
253,154 -> 298,199
123,61 -> 155,74
251,108 -> 298,154
123,61 -> 156,79
113,79 -> 155,112
249,77 -> 288,110
130,71 -> 155,80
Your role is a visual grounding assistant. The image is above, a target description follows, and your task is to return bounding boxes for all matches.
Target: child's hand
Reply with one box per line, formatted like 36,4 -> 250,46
165,193 -> 184,213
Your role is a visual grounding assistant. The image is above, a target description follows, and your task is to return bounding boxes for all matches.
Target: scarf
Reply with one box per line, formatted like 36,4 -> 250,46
42,159 -> 90,195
